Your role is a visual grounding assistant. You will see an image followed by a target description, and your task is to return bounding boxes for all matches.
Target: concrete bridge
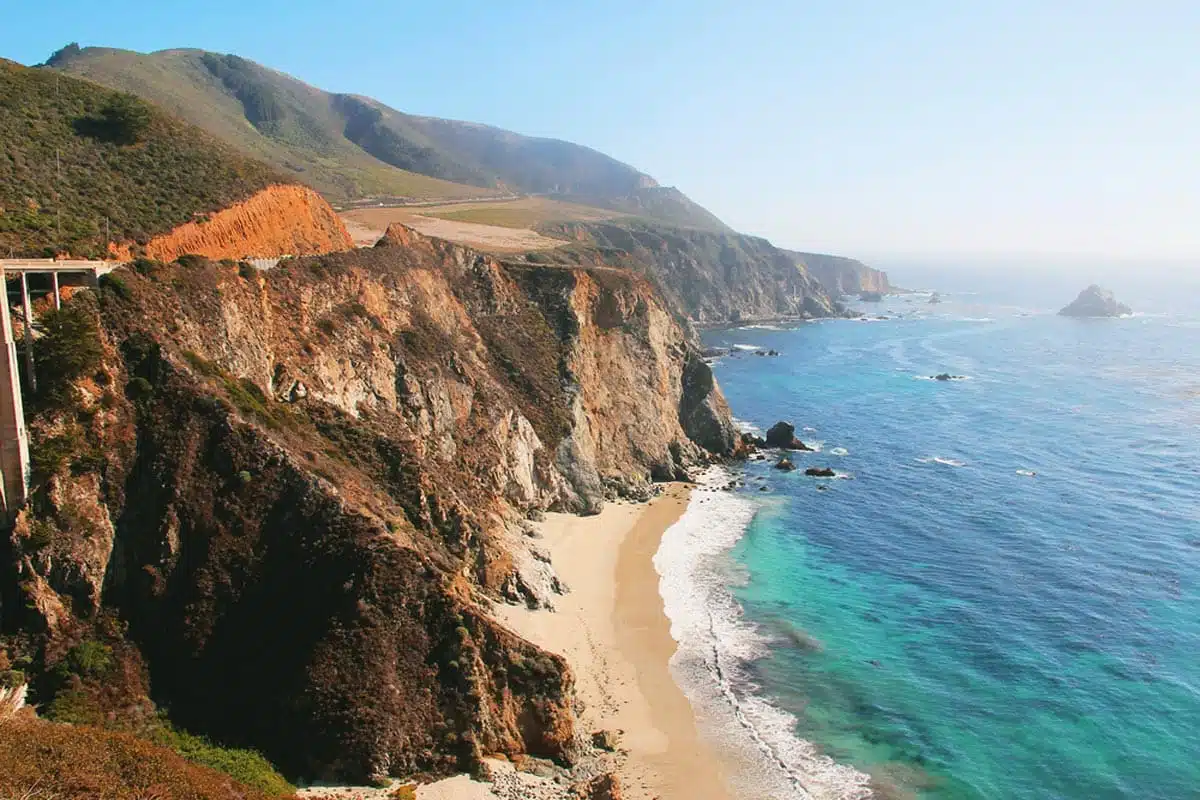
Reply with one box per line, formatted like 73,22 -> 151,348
0,259 -> 113,516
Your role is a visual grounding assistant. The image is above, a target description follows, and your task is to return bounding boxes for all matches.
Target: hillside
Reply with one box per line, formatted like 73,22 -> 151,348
46,46 -> 728,230
0,57 -> 288,258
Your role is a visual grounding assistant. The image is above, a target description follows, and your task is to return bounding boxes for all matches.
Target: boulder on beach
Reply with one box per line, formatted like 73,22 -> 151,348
765,421 -> 812,450
804,466 -> 836,477
1058,285 -> 1132,317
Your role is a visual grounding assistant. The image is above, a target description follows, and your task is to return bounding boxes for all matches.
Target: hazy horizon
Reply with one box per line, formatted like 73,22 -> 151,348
5,1 -> 1198,263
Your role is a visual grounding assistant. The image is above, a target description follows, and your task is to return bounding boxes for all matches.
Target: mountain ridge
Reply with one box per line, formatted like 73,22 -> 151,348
46,45 -> 729,231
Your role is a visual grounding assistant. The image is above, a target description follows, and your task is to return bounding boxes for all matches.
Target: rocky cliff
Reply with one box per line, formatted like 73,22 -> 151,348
1,225 -> 735,784
785,250 -> 891,297
537,221 -> 838,324
112,184 -> 354,262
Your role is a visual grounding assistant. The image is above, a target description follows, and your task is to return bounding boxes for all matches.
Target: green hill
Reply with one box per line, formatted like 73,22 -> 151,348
0,58 -> 285,258
46,46 -> 728,230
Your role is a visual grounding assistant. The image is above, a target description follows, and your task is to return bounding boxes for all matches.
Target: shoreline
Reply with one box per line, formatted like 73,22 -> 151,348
493,485 -> 736,800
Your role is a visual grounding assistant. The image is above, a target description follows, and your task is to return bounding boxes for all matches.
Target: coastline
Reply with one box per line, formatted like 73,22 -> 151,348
493,484 -> 736,800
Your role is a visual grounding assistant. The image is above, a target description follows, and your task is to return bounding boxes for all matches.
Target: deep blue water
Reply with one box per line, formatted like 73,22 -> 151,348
700,275 -> 1200,799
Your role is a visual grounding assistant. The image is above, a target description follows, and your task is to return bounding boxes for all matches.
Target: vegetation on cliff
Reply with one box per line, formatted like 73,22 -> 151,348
0,58 -> 282,257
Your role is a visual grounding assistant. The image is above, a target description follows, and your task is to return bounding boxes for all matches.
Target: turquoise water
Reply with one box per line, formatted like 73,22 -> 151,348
700,275 -> 1200,799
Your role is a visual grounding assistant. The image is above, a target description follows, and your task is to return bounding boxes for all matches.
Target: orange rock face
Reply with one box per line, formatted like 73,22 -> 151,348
118,184 -> 353,263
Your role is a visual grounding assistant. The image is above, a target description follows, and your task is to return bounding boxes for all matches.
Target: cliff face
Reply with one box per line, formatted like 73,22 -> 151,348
2,225 -> 735,783
539,221 -> 838,324
113,185 -> 354,262
786,250 -> 891,297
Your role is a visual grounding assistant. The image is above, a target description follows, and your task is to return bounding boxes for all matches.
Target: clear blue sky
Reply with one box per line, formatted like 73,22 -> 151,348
4,1 -> 1198,261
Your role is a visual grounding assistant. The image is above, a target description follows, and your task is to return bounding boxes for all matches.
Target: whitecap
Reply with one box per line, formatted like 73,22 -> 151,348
918,456 -> 967,467
656,469 -> 874,800
1016,469 -> 1038,477
830,447 -> 849,456
732,344 -> 762,351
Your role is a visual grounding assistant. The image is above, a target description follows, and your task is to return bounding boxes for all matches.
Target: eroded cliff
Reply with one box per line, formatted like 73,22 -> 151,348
1,224 -> 735,784
113,184 -> 354,263
787,250 -> 891,297
537,221 -> 839,324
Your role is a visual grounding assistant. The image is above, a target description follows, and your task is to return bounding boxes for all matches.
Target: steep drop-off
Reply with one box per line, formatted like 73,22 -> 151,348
786,250 -> 891,297
1,226 -> 735,784
538,220 -> 839,324
114,184 -> 354,262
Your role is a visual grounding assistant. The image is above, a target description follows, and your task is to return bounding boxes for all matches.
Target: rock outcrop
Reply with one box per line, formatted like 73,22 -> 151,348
786,250 -> 891,297
1058,285 -> 1131,317
113,184 -> 354,263
537,221 -> 838,324
2,224 -> 736,784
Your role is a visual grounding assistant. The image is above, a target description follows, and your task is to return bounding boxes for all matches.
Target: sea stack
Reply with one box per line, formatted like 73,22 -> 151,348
1058,285 -> 1131,317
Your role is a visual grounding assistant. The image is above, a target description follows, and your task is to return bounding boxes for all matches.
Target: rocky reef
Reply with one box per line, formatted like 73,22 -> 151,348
1058,285 -> 1132,317
0,224 -> 736,784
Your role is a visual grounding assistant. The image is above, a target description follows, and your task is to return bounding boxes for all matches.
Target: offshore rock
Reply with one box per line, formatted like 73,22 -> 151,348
1059,285 -> 1132,317
765,421 -> 812,451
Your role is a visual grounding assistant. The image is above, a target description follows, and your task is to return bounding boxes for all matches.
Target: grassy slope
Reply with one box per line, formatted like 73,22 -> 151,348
48,47 -> 729,230
0,716 -> 289,800
0,58 -> 282,258
51,48 -> 495,202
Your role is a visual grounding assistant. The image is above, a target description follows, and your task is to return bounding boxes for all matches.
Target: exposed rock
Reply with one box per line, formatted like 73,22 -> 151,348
774,457 -> 796,471
539,222 -> 839,324
3,225 -> 740,784
765,421 -> 812,451
1058,285 -> 1132,317
590,729 -> 620,752
932,373 -> 966,381
786,250 -> 891,297
928,292 -> 941,305
805,467 -> 836,477
570,773 -> 623,800
113,184 -> 353,262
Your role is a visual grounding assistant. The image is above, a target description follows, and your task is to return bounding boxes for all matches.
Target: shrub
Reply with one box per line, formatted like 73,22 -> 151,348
237,470 -> 253,486
25,518 -> 56,552
30,430 -> 84,482
99,273 -> 131,300
151,723 -> 295,796
64,640 -> 114,677
239,261 -> 257,281
125,376 -> 154,401
30,303 -> 104,411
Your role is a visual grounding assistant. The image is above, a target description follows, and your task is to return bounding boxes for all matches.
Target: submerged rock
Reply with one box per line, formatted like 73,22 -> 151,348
1058,285 -> 1132,317
933,373 -> 966,381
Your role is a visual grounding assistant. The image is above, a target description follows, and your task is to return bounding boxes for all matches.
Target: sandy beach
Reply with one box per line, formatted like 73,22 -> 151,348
492,485 -> 734,800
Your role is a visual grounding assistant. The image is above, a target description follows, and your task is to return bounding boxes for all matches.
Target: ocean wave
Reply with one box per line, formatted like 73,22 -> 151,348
656,468 -> 874,800
739,324 -> 786,331
732,344 -> 763,351
1016,469 -> 1038,477
735,418 -> 764,435
918,456 -> 967,467
830,447 -> 849,456
803,426 -> 817,433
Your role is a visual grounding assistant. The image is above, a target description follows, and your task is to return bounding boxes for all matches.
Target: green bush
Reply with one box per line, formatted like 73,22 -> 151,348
30,303 -> 104,412
99,273 -> 131,300
64,640 -> 114,677
30,430 -> 84,482
151,724 -> 295,796
125,376 -> 154,401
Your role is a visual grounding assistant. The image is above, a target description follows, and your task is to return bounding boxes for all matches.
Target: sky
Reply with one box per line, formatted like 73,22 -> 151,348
4,1 -> 1199,262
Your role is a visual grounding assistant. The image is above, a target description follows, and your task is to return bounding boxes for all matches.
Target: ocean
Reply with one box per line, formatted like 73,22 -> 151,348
657,267 -> 1200,800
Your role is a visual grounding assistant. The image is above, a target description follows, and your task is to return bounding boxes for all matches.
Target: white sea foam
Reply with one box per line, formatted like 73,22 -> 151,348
803,426 -> 817,433
739,324 -> 786,331
655,468 -> 874,800
733,344 -> 763,351
1016,469 -> 1038,477
735,418 -> 764,435
918,456 -> 967,467
830,447 -> 849,456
